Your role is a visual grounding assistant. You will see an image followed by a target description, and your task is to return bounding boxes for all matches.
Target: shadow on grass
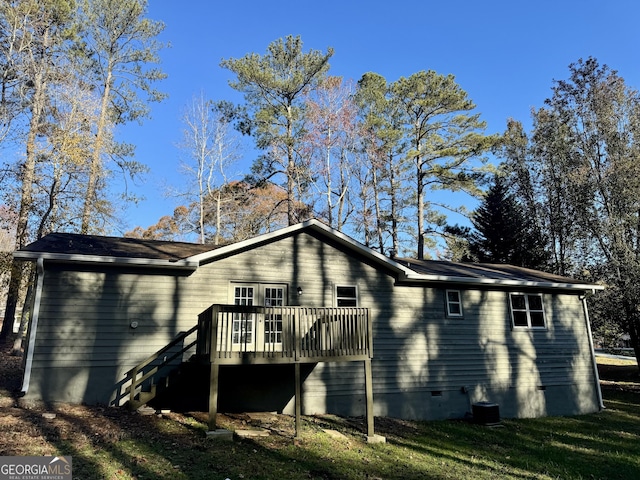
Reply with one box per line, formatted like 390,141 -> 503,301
3,335 -> 640,480
2,389 -> 640,480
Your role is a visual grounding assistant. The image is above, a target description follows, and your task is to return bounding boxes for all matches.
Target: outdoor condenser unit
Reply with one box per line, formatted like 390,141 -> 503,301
472,402 -> 500,425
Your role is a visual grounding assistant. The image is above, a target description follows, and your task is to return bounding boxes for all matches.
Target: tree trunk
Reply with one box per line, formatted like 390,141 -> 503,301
623,298 -> 640,373
81,68 -> 112,233
372,163 -> 384,253
417,160 -> 424,260
286,105 -> 295,225
1,27 -> 50,340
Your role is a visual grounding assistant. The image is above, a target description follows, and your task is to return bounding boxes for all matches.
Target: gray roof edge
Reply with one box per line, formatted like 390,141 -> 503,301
13,250 -> 199,270
13,220 -> 606,290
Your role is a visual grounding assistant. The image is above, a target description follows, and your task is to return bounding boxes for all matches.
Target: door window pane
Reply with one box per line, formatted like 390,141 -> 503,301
233,286 -> 254,344
265,287 -> 284,344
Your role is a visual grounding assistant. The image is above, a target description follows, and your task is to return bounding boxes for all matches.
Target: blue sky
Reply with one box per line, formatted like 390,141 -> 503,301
118,0 -> 640,234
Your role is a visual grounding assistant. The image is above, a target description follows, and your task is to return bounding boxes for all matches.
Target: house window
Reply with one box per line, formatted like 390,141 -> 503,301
446,290 -> 463,317
336,285 -> 358,307
510,293 -> 546,328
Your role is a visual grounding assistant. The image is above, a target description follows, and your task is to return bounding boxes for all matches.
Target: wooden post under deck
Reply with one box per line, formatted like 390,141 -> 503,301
295,362 -> 302,439
207,305 -> 220,432
364,359 -> 374,437
208,363 -> 219,431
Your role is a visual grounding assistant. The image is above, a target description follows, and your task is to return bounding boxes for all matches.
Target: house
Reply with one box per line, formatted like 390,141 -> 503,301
14,219 -> 603,435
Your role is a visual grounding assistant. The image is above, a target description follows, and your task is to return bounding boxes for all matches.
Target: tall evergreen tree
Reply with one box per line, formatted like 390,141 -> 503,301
466,175 -> 549,269
390,70 -> 499,259
354,72 -> 409,254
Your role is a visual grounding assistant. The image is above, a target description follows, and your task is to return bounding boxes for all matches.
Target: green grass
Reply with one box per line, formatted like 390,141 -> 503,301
18,387 -> 638,480
3,359 -> 640,479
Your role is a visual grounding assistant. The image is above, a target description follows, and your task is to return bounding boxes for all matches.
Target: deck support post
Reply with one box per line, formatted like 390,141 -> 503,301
295,362 -> 302,440
208,362 -> 219,431
364,359 -> 384,443
364,359 -> 374,436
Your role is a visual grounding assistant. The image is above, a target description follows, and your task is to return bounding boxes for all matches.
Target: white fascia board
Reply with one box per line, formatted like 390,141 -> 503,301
401,271 -> 604,291
13,251 -> 199,271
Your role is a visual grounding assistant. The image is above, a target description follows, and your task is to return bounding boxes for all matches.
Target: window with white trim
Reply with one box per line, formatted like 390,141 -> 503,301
446,290 -> 463,317
336,285 -> 358,307
510,293 -> 546,328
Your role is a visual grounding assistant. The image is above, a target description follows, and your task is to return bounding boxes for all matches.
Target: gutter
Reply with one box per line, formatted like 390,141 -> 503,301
581,294 -> 605,410
21,257 -> 45,395
13,251 -> 199,271
399,272 -> 604,292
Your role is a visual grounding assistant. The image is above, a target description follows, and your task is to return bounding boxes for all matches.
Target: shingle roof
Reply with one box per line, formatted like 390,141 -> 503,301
20,232 -> 216,261
398,258 -> 590,286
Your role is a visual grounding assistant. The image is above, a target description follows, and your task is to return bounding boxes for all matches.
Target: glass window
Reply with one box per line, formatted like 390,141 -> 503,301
233,286 -> 254,344
446,290 -> 463,317
336,286 -> 358,307
264,287 -> 284,344
510,293 -> 546,329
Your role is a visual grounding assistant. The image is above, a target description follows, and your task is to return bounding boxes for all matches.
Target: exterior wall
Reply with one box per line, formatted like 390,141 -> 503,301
24,230 -> 601,420
26,265 -> 211,405
295,287 -> 599,420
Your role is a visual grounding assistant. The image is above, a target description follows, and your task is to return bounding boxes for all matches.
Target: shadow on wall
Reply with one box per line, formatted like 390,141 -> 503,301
33,265 -> 191,407
318,272 -> 599,421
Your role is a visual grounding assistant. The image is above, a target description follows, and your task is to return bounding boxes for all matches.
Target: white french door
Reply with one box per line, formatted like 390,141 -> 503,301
264,286 -> 284,348
232,286 -> 255,349
231,284 -> 286,351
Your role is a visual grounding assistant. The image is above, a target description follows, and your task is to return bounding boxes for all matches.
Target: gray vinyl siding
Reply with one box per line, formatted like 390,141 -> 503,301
24,231 -> 600,419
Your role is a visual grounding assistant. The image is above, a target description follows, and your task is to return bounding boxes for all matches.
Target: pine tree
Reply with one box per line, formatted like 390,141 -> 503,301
468,176 -> 549,269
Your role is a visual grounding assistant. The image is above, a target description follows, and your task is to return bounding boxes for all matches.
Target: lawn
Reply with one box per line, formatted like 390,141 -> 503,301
1,349 -> 639,480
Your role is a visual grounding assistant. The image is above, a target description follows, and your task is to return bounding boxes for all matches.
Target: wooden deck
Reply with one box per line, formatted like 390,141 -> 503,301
196,304 -> 372,364
123,305 -> 378,439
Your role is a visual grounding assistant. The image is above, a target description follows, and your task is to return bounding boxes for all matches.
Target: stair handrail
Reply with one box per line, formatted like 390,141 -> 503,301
124,324 -> 198,405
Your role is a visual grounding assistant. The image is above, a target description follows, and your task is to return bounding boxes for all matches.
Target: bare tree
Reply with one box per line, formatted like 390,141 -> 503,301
177,93 -> 241,244
303,76 -> 360,230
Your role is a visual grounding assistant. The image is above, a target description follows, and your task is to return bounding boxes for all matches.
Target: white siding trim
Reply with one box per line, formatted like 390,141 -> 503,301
21,258 -> 45,394
582,295 -> 604,410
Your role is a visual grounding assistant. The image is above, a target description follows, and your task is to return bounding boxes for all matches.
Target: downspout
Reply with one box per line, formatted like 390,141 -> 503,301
21,257 -> 45,395
582,292 -> 604,410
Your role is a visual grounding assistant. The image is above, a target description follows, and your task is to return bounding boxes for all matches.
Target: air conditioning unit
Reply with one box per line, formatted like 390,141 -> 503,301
472,402 -> 500,425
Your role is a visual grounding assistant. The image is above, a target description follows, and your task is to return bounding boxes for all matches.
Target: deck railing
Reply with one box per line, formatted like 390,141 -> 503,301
196,305 -> 372,364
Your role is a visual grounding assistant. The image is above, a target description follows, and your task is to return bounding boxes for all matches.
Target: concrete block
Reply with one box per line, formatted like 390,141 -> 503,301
206,429 -> 233,441
366,434 -> 386,444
